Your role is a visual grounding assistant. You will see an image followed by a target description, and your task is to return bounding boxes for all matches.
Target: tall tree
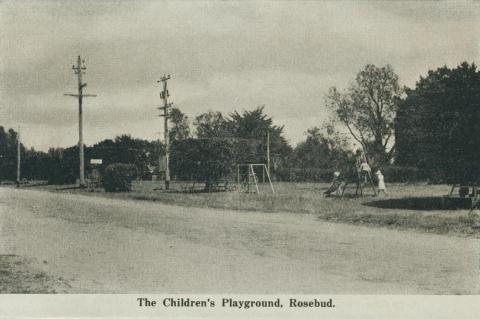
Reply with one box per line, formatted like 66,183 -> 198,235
396,62 -> 480,183
0,127 -> 24,181
325,64 -> 401,165
227,106 -> 292,169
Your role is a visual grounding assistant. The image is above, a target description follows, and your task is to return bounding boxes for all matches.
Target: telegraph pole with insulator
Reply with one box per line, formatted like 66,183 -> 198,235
267,130 -> 270,175
157,74 -> 172,190
64,56 -> 97,188
16,127 -> 21,187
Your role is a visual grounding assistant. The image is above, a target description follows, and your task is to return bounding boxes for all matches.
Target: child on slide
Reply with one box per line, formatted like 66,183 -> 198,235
324,171 -> 342,197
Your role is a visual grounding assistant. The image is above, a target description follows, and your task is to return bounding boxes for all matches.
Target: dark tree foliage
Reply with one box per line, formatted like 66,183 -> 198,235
291,126 -> 352,170
228,106 -> 290,156
89,135 -> 164,179
0,127 -> 20,181
227,106 -> 292,171
21,148 -> 51,180
194,111 -> 229,138
169,107 -> 191,142
0,128 -> 163,185
395,62 -> 480,183
0,126 -> 53,182
103,163 -> 138,192
170,138 -> 235,191
46,146 -> 79,184
38,135 -> 164,185
193,106 -> 292,173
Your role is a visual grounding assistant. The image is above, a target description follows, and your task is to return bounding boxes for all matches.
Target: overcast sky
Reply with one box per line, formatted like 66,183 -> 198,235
1,0 -> 479,151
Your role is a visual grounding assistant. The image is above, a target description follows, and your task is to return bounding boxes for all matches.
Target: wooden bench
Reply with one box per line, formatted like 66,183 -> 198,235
179,181 -> 206,193
211,180 -> 236,192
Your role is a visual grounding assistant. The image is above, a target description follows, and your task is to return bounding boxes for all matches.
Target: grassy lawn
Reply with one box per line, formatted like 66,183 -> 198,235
28,180 -> 480,237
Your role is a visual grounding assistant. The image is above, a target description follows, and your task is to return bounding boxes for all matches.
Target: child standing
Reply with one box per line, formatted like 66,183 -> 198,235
375,170 -> 388,196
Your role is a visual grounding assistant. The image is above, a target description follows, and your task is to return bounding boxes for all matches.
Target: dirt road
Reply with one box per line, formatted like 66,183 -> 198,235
0,187 -> 478,293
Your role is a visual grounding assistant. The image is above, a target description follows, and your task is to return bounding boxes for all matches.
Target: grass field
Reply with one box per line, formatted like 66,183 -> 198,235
31,180 -> 480,237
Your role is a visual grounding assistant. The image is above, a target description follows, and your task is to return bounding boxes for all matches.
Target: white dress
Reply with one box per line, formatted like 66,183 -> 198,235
377,174 -> 386,190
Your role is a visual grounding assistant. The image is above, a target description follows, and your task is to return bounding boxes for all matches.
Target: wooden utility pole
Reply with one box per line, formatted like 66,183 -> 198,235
16,128 -> 20,187
267,130 -> 270,176
157,74 -> 172,190
65,56 -> 97,188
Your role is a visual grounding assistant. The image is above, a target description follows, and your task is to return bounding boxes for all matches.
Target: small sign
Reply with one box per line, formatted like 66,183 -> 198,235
90,159 -> 103,165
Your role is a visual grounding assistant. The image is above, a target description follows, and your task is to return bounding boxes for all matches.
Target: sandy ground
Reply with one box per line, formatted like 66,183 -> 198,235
0,187 -> 479,294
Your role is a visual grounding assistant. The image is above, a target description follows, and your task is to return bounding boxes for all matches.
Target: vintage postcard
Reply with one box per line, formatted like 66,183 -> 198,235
0,0 -> 479,318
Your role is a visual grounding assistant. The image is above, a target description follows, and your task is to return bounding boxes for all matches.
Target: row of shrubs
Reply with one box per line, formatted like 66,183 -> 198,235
274,168 -> 333,183
274,166 -> 424,183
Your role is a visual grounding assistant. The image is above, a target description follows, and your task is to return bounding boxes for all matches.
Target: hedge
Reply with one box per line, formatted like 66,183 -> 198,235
274,166 -> 425,183
103,163 -> 138,192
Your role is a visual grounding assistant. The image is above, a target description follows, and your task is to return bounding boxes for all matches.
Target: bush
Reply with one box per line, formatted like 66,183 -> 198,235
103,163 -> 137,192
171,138 -> 235,191
380,166 -> 423,183
275,167 -> 334,182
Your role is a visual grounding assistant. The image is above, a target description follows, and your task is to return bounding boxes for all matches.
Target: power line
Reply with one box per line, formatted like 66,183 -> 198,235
64,55 -> 97,188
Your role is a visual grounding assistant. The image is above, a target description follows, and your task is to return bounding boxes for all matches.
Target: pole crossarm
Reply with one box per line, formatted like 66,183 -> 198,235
64,93 -> 97,97
157,102 -> 173,110
157,74 -> 171,83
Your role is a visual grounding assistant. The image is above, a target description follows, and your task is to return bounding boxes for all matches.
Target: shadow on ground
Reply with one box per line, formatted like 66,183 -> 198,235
327,193 -> 377,199
363,197 -> 471,211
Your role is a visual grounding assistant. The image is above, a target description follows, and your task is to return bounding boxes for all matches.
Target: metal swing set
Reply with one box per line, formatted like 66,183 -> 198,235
237,164 -> 275,194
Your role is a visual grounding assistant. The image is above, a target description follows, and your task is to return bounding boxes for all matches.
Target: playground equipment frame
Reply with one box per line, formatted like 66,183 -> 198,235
237,164 -> 275,194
